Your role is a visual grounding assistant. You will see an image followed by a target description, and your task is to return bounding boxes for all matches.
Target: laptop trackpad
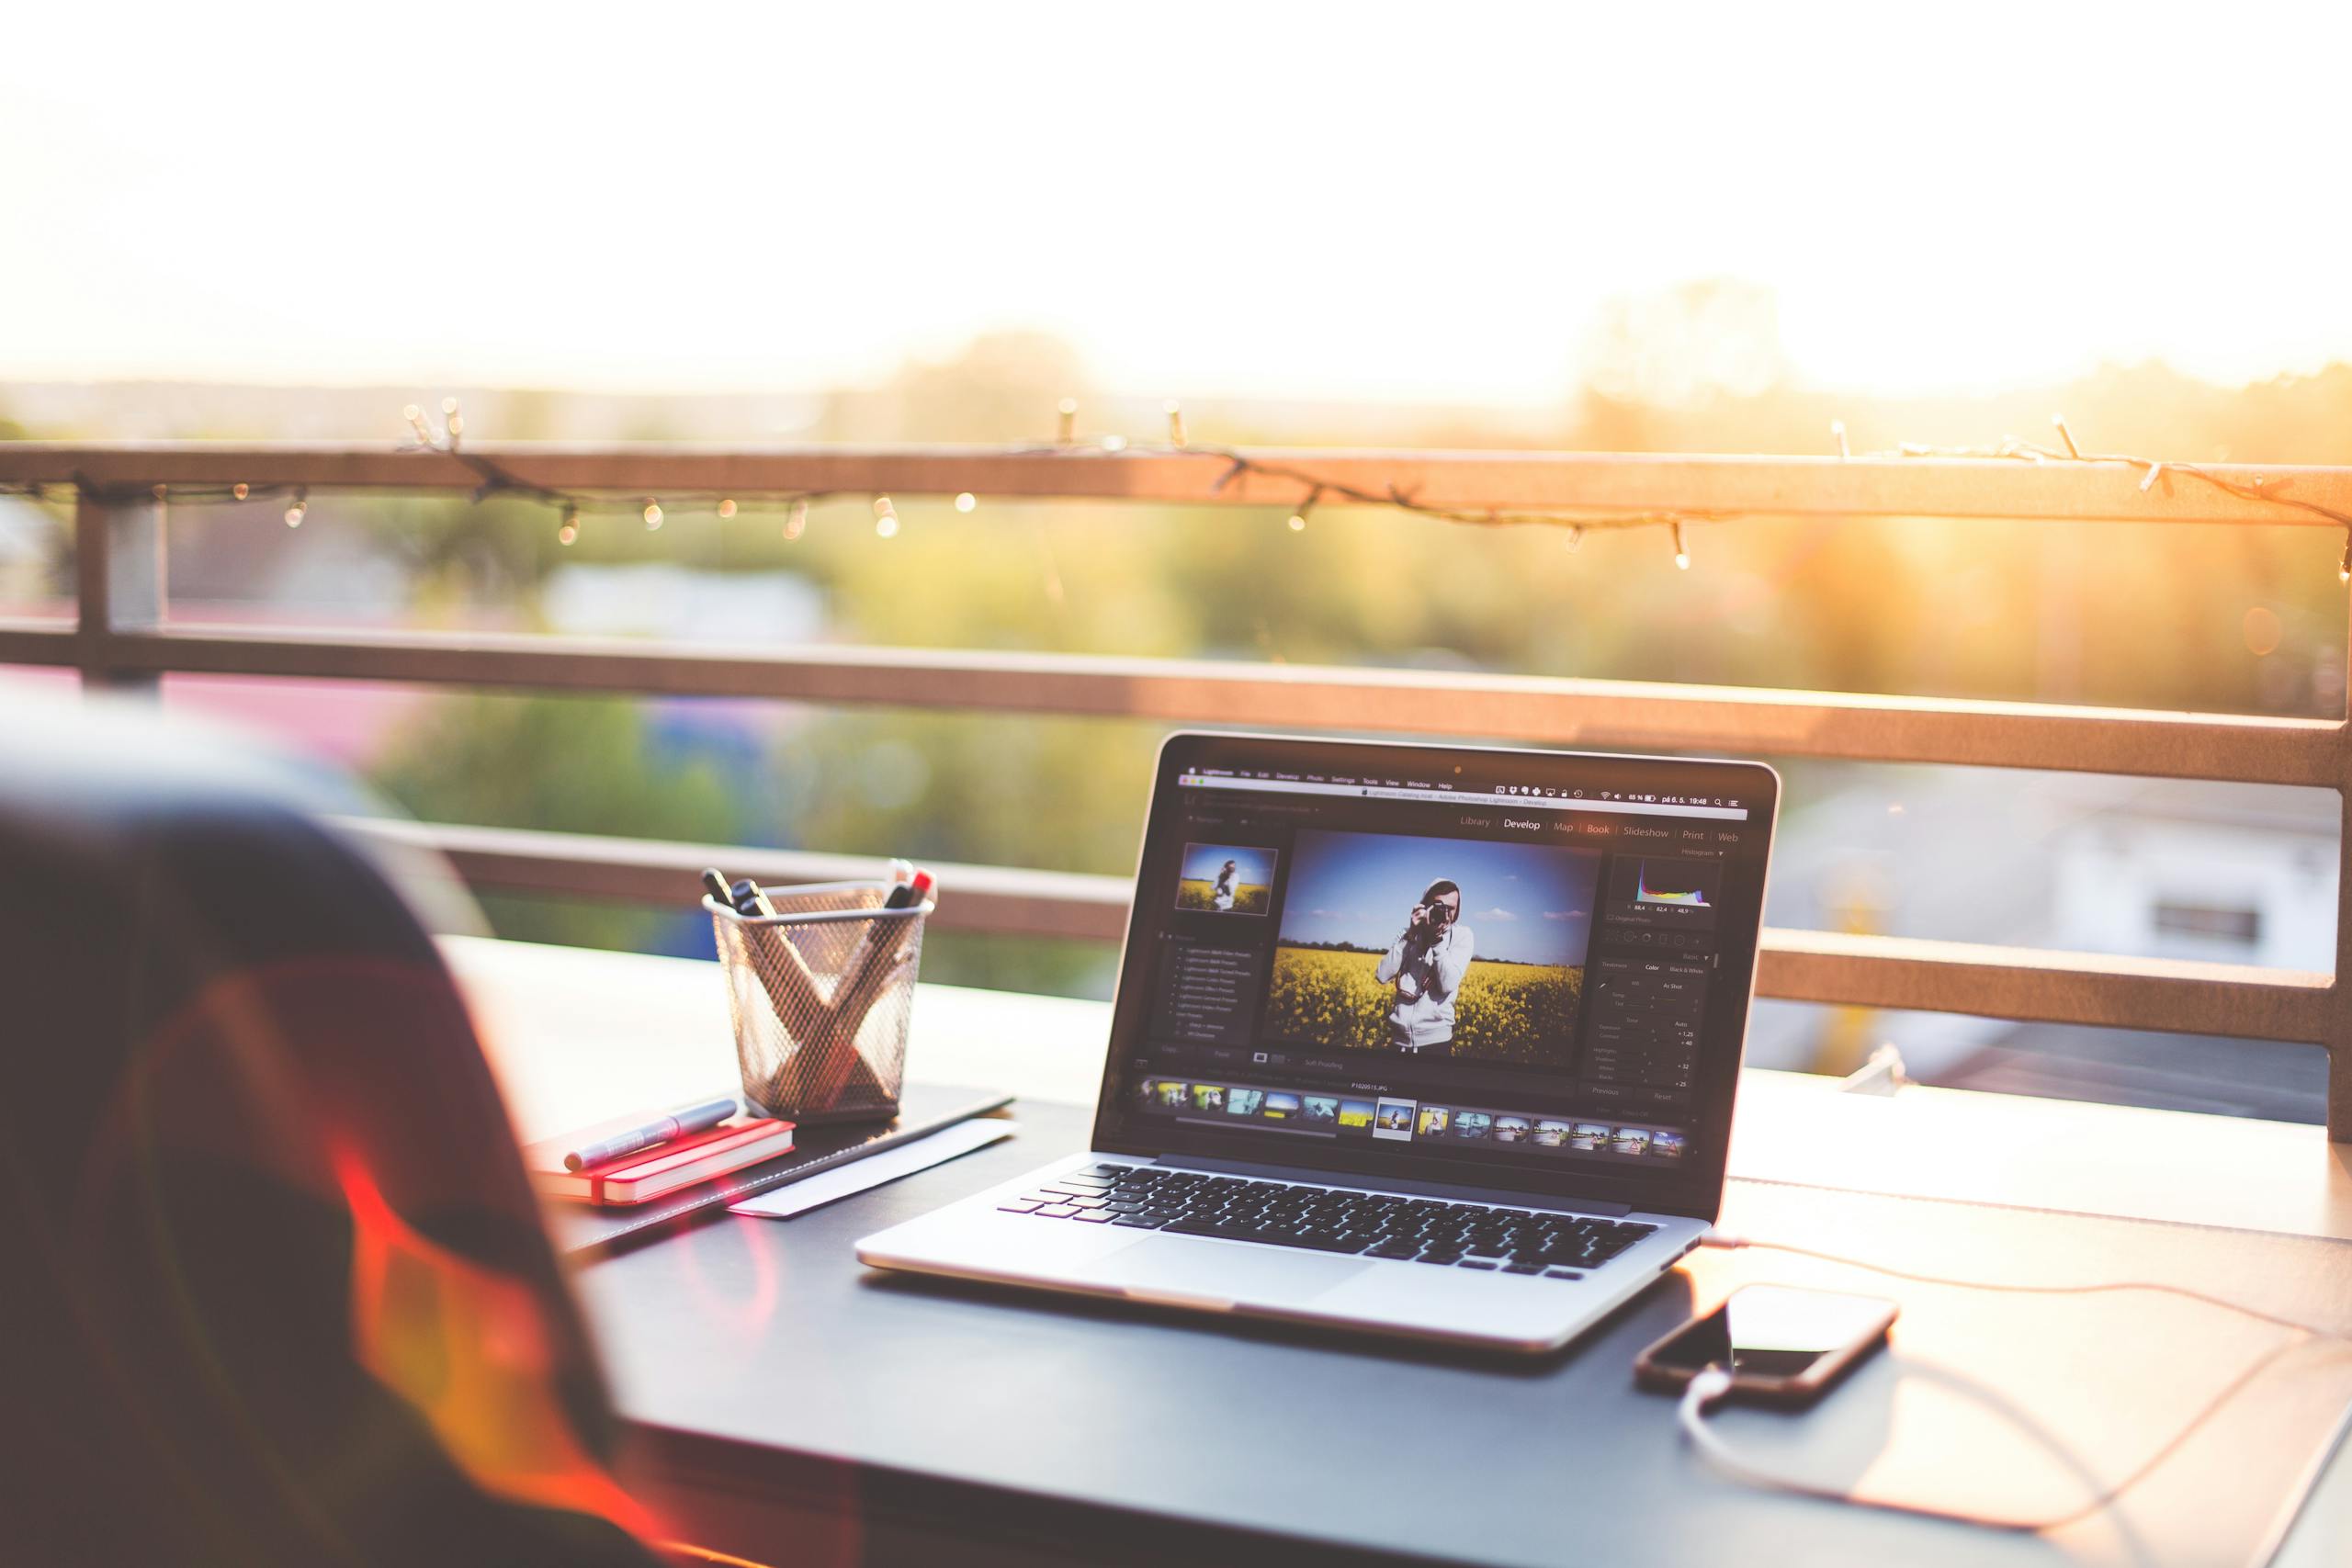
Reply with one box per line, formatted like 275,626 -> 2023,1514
1098,1236 -> 1374,1306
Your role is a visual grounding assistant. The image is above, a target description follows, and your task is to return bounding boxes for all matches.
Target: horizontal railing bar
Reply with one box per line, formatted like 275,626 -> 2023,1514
113,625 -> 2346,785
0,618 -> 76,666
1757,926 -> 2334,1048
349,818 -> 2336,1048
345,818 -> 1132,945
8,442 -> 2352,525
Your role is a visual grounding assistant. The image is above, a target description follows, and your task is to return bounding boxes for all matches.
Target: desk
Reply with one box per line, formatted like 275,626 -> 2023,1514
445,936 -> 2352,1567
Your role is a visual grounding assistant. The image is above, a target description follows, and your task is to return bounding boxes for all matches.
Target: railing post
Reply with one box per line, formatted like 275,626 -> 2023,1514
74,485 -> 164,695
2335,653 -> 2352,1142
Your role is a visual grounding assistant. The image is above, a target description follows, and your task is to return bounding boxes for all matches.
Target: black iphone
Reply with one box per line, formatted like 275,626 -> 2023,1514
1634,1285 -> 1897,1407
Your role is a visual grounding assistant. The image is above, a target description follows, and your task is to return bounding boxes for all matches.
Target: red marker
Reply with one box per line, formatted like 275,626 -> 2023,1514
887,867 -> 933,910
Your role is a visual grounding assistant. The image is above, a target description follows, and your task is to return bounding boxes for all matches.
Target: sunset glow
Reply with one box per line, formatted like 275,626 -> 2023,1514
6,3 -> 2346,403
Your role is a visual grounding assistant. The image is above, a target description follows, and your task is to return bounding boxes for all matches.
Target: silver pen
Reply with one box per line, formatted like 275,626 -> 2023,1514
563,1093 -> 741,1171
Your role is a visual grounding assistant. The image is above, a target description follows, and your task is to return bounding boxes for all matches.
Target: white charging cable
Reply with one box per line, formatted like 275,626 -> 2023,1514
1679,1233 -> 2352,1549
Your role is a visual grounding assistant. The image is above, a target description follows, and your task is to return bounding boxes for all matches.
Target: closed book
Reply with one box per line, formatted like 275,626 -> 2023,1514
528,1119 -> 796,1206
546,1083 -> 1015,1255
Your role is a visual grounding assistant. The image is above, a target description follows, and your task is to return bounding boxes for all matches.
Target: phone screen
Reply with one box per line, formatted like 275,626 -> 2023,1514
1645,1285 -> 1894,1379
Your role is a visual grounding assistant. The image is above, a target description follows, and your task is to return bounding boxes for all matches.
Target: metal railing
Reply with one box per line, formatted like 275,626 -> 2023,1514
5,440 -> 2347,1137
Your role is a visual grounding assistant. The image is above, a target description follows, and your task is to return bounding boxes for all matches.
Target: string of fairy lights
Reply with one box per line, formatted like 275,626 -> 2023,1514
6,398 -> 2350,581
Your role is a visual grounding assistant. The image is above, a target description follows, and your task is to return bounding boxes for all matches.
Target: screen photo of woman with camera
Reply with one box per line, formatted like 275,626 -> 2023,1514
1375,878 -> 1474,1055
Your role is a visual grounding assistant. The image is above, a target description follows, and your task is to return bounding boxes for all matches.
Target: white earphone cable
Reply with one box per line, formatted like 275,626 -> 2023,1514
1679,1233 -> 2352,1552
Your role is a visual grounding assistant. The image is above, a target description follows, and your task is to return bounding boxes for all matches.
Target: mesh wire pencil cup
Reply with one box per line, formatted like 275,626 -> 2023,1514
706,884 -> 932,1124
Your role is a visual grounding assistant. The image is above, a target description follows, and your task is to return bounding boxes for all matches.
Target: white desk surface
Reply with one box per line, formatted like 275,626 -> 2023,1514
441,933 -> 2352,1567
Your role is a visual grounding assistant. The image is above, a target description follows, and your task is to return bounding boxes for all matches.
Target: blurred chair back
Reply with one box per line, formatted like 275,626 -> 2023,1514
0,701 -> 657,1566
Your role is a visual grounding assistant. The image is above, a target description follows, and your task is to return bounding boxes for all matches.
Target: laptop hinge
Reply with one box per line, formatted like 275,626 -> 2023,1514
1149,1154 -> 1634,1217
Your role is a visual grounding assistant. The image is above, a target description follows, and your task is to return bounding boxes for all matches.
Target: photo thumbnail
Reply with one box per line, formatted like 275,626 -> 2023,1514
1190,1083 -> 1227,1113
1611,1127 -> 1653,1156
1154,1080 -> 1189,1109
1261,829 -> 1600,1064
1303,1095 -> 1340,1125
1227,1088 -> 1266,1117
1263,1091 -> 1302,1121
1416,1104 -> 1453,1138
1569,1122 -> 1612,1152
1176,842 -> 1276,916
1532,1119 -> 1570,1147
1338,1099 -> 1375,1131
1651,1130 -> 1687,1160
1494,1115 -> 1530,1145
1373,1098 -> 1418,1140
1452,1110 -> 1493,1141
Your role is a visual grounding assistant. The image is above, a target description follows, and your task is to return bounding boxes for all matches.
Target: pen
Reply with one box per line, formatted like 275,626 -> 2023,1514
563,1093 -> 741,1171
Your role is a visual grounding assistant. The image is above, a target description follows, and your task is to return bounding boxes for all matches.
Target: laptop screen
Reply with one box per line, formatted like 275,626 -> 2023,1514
1092,734 -> 1779,1219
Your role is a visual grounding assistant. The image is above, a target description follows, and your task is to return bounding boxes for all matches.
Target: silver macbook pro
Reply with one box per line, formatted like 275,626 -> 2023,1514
858,732 -> 1779,1353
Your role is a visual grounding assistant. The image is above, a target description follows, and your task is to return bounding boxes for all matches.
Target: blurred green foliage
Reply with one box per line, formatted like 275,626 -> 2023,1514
374,694 -> 741,951
32,301 -> 2352,993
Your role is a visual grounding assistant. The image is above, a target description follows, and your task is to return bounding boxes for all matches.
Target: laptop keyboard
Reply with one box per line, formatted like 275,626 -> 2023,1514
998,1165 -> 1656,1279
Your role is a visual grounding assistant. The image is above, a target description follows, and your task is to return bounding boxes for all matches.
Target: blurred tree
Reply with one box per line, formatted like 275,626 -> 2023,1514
373,694 -> 741,950
288,317 -> 2352,995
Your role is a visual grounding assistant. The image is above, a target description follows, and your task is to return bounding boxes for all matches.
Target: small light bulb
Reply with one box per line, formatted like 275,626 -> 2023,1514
785,498 -> 808,540
2340,532 -> 2350,584
1671,521 -> 1690,570
955,491 -> 978,513
1287,513 -> 1307,532
717,498 -> 737,519
232,482 -> 250,501
1566,525 -> 1583,552
1102,434 -> 1127,452
440,396 -> 459,416
1166,400 -> 1187,446
643,500 -> 663,530
559,504 -> 580,546
284,486 -> 308,528
152,483 -> 168,502
1057,398 -> 1078,444
874,495 -> 899,538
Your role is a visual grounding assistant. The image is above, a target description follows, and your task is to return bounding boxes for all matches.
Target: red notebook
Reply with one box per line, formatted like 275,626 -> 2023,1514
526,1118 -> 796,1206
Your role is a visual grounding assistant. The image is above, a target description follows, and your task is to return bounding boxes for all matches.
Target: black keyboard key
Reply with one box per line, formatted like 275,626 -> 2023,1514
1112,1215 -> 1167,1228
1457,1259 -> 1498,1270
1503,1262 -> 1544,1275
1544,1268 -> 1585,1280
1366,1241 -> 1421,1260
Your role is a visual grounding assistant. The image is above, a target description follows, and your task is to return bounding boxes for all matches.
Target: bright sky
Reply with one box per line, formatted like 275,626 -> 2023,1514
6,3 -> 2347,404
